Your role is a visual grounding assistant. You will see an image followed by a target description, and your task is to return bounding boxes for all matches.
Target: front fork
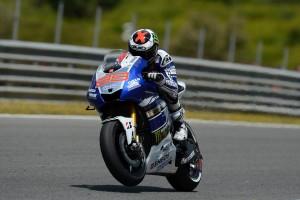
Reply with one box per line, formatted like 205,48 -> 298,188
130,105 -> 146,162
102,104 -> 140,146
131,105 -> 139,143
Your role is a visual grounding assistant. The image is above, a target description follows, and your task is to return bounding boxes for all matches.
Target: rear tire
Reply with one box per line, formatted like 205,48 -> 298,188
100,121 -> 145,186
166,123 -> 203,191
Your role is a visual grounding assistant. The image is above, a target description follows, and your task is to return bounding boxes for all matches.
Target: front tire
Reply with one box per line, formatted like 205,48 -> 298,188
100,121 -> 145,186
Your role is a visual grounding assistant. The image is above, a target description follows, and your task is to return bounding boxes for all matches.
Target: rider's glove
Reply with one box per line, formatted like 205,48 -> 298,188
146,72 -> 164,81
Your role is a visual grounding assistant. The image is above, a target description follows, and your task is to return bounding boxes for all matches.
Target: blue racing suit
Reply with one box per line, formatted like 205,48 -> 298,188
149,49 -> 184,122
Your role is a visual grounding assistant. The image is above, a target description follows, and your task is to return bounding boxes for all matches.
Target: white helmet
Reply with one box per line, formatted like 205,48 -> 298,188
128,29 -> 159,62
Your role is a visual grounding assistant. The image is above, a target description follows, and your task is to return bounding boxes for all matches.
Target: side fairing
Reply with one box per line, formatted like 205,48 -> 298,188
86,72 -> 103,108
120,74 -> 157,103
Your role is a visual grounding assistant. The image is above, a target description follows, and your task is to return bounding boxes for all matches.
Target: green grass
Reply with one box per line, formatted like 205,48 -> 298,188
1,0 -> 300,69
0,100 -> 96,115
1,99 -> 300,125
186,110 -> 300,125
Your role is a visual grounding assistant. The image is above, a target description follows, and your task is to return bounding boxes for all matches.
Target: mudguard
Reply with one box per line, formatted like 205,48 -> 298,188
102,116 -> 134,145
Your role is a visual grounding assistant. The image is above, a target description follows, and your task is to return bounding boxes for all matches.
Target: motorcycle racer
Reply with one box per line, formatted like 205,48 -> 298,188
128,28 -> 187,141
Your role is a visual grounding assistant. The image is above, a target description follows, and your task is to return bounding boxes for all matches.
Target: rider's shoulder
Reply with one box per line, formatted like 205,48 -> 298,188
156,49 -> 173,68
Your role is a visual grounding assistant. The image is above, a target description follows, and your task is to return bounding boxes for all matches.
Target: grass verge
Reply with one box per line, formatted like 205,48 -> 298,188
1,99 -> 300,125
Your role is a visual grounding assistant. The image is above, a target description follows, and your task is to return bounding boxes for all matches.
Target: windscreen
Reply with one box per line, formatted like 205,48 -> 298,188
102,50 -> 128,73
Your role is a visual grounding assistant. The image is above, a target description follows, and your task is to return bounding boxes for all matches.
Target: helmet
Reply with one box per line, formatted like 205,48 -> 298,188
128,29 -> 159,62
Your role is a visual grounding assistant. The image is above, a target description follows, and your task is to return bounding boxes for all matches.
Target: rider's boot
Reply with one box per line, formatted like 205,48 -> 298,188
173,119 -> 188,141
169,102 -> 187,141
169,102 -> 197,165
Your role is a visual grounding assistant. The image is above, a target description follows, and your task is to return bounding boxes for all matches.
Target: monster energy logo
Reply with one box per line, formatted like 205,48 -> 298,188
152,33 -> 159,44
153,124 -> 169,144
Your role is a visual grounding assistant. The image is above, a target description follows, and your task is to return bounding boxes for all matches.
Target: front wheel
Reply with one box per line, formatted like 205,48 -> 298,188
100,120 -> 146,186
166,123 -> 203,191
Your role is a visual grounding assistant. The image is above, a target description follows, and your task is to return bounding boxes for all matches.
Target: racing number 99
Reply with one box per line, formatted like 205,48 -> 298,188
96,72 -> 129,87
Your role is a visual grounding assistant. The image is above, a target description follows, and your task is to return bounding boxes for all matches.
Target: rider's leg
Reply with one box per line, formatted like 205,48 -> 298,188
168,100 -> 188,141
158,91 -> 187,141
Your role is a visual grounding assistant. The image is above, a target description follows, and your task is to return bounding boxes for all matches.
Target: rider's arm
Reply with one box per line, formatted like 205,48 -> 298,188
154,50 -> 178,100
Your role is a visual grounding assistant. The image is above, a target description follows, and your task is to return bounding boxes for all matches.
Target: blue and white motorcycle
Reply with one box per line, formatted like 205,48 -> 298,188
87,50 -> 203,191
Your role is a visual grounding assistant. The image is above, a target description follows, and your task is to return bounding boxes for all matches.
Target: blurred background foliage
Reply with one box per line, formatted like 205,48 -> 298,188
0,0 -> 300,69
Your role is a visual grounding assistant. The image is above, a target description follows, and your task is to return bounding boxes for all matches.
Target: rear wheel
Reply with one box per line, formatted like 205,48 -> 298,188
100,121 -> 146,186
166,123 -> 203,191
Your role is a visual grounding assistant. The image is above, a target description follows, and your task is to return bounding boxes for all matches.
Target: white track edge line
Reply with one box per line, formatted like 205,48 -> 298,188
0,114 -> 300,129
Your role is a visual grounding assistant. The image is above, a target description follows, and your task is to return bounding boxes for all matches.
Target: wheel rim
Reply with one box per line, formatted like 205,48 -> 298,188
118,132 -> 145,173
185,123 -> 203,183
189,157 -> 203,182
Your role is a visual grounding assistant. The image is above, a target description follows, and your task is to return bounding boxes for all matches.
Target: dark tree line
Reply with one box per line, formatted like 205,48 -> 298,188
35,0 -> 121,18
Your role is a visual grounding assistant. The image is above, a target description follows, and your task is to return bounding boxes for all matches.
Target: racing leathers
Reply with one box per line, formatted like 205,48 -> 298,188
145,49 -> 187,141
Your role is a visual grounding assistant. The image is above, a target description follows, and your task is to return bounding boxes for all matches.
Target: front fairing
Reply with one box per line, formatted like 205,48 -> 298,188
86,51 -> 158,111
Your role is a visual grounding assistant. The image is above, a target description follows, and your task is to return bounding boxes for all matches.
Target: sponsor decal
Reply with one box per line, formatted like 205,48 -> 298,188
157,158 -> 171,171
99,83 -> 121,94
88,93 -> 97,99
150,153 -> 170,169
127,78 -> 141,91
181,150 -> 196,164
153,124 -> 169,144
130,45 -> 147,51
134,31 -> 149,44
161,55 -> 172,67
100,82 -> 120,91
161,142 -> 172,152
165,79 -> 178,88
139,95 -> 159,107
167,67 -> 176,75
126,122 -> 132,129
101,84 -> 113,91
152,32 -> 159,44
96,72 -> 128,87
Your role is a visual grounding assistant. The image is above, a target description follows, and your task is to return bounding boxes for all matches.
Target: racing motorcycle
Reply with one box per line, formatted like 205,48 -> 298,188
86,50 -> 203,191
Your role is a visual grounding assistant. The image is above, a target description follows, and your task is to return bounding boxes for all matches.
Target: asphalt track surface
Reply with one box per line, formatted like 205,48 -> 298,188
1,115 -> 300,200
